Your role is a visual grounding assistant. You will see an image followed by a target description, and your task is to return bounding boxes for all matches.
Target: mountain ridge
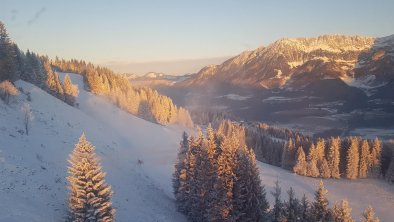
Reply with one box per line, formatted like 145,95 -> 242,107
176,34 -> 393,90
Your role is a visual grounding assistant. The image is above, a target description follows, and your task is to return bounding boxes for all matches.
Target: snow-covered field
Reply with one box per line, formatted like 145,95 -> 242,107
0,73 -> 393,221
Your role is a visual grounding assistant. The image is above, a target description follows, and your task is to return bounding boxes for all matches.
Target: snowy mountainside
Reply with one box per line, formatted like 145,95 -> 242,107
0,74 -> 188,222
1,73 -> 394,221
177,34 -> 394,89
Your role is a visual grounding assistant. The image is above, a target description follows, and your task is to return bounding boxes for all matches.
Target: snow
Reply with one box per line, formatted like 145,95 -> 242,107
0,74 -> 188,222
1,73 -> 393,221
259,163 -> 394,221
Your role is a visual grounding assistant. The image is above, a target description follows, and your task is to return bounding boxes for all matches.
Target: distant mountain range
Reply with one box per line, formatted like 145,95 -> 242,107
131,34 -> 394,137
130,72 -> 192,87
176,34 -> 394,90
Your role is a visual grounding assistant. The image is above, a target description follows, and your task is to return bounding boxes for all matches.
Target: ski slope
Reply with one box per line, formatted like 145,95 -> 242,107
0,73 -> 393,221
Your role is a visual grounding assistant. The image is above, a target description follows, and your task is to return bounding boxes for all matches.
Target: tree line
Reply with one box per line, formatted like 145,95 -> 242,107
215,120 -> 394,182
173,126 -> 381,221
51,58 -> 194,127
0,21 -> 193,128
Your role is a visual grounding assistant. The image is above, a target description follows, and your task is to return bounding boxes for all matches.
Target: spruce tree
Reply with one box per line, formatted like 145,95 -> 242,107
315,138 -> 326,162
328,137 -> 341,179
271,180 -> 285,222
190,137 -> 211,221
311,180 -> 330,222
282,139 -> 296,170
300,194 -> 310,222
332,200 -> 354,222
67,133 -> 115,222
233,147 -> 269,221
359,140 -> 370,179
362,206 -> 380,222
293,146 -> 307,176
320,158 -> 331,179
284,187 -> 301,222
346,137 -> 360,180
386,152 -> 394,183
176,136 -> 200,216
173,132 -> 189,201
212,135 -> 238,221
370,138 -> 382,177
307,144 -> 320,177
63,74 -> 79,106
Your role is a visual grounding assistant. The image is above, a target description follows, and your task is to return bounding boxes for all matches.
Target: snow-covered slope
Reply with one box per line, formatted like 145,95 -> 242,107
178,34 -> 394,90
0,73 -> 188,222
1,73 -> 393,221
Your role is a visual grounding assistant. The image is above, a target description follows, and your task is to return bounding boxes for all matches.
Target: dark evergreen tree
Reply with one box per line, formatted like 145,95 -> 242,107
233,147 -> 269,221
311,181 -> 330,222
270,180 -> 285,222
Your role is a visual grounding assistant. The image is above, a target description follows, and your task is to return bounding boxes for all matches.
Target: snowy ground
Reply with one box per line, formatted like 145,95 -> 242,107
259,163 -> 394,222
0,73 -> 393,221
0,73 -> 188,222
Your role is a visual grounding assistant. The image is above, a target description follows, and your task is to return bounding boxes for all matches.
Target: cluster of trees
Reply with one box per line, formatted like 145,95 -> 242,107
0,21 -> 79,106
291,137 -> 382,179
173,128 -> 380,222
270,180 -> 380,222
213,120 -> 394,182
51,58 -> 193,127
67,134 -> 115,221
173,127 -> 269,221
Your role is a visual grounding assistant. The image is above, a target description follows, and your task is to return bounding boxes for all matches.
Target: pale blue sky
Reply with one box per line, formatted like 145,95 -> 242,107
1,0 -> 394,75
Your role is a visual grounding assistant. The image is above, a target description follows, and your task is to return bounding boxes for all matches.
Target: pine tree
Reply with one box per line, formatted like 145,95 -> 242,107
359,140 -> 370,179
212,135 -> 238,221
332,200 -> 354,222
190,137 -> 211,221
370,138 -> 382,177
320,158 -> 331,178
67,133 -> 115,222
233,147 -> 269,221
173,132 -> 189,200
386,152 -> 394,183
271,180 -> 285,222
0,22 -> 15,82
346,137 -> 360,179
362,206 -> 380,222
63,74 -> 79,106
311,180 -> 330,222
315,138 -> 326,162
300,194 -> 310,222
328,137 -> 341,179
284,187 -> 301,222
176,136 -> 196,214
282,138 -> 296,170
204,124 -> 221,220
293,146 -> 307,176
307,144 -> 320,177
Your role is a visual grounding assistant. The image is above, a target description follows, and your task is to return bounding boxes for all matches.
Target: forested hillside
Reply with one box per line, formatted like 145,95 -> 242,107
0,21 -> 193,128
